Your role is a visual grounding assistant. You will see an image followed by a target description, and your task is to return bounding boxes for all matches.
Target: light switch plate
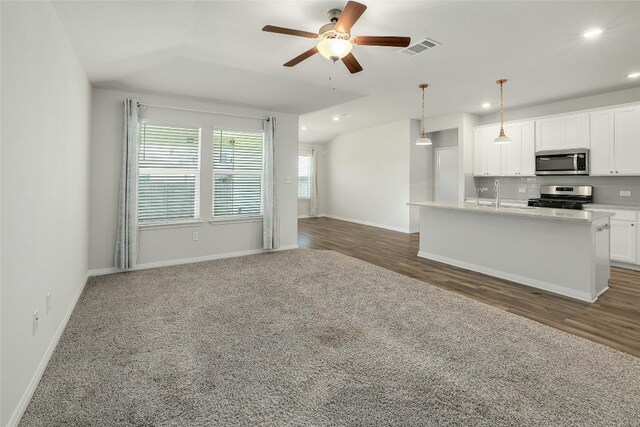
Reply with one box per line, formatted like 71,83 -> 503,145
620,190 -> 631,197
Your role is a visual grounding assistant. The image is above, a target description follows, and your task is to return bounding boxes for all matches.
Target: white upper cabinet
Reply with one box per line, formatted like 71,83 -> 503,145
613,106 -> 640,175
473,126 -> 501,176
474,122 -> 535,177
520,122 -> 536,176
590,106 -> 640,176
500,124 -> 522,176
590,110 -> 615,175
536,117 -> 562,151
536,113 -> 590,151
500,121 -> 535,176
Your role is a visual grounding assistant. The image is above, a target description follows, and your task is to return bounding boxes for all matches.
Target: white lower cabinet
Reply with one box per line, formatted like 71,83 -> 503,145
610,220 -> 637,263
586,207 -> 639,266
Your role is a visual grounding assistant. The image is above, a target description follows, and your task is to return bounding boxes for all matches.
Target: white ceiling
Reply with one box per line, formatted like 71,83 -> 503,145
52,1 -> 640,144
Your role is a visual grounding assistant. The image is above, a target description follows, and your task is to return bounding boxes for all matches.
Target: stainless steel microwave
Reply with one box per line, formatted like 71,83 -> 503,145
535,149 -> 589,175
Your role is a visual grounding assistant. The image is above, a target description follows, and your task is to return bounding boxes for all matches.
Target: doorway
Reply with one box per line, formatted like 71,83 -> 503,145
435,146 -> 458,201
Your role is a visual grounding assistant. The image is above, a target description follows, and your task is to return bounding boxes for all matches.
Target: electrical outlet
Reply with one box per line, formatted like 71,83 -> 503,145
33,309 -> 39,335
192,231 -> 199,241
518,188 -> 526,193
620,190 -> 631,197
46,293 -> 52,313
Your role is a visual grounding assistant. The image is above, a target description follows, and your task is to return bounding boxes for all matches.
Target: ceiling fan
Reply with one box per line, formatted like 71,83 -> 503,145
262,1 -> 411,74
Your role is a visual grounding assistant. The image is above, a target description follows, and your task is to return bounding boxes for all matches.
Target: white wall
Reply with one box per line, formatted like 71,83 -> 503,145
325,120 -> 412,232
1,2 -> 92,425
89,88 -> 299,271
298,143 -> 328,217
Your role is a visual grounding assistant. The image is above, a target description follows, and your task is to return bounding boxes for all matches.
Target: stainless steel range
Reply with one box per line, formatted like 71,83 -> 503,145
528,185 -> 593,210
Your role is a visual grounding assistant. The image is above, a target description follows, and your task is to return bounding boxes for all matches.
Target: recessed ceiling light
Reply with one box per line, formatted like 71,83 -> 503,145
333,116 -> 340,121
482,102 -> 491,109
627,72 -> 640,79
582,28 -> 603,39
301,126 -> 307,130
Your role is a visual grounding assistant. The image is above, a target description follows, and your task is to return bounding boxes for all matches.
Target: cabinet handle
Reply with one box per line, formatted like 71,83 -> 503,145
597,224 -> 610,232
610,171 -> 613,173
615,171 -> 619,173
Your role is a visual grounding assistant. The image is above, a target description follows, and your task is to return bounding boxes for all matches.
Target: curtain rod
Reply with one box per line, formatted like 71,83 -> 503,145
138,102 -> 270,121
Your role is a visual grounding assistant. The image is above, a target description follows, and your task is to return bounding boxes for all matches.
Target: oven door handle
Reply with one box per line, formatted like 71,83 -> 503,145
573,154 -> 578,171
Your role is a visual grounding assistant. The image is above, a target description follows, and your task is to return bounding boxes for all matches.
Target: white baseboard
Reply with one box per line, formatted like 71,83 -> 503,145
323,215 -> 411,234
611,261 -> 640,271
6,274 -> 89,427
417,251 -> 598,303
88,244 -> 299,277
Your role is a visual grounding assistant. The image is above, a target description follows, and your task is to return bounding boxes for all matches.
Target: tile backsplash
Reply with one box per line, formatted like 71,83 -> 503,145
467,174 -> 640,206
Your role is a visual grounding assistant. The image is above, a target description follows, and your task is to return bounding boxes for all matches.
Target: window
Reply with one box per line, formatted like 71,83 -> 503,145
298,154 -> 311,199
138,124 -> 201,224
212,129 -> 263,218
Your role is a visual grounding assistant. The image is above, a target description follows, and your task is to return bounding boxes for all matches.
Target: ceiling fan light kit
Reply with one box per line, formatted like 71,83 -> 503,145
317,38 -> 353,61
493,78 -> 513,145
262,1 -> 410,74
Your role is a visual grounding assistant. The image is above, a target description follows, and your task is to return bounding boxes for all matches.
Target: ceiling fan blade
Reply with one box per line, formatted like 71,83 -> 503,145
334,1 -> 367,33
262,25 -> 318,39
341,52 -> 363,74
284,47 -> 319,67
354,36 -> 411,47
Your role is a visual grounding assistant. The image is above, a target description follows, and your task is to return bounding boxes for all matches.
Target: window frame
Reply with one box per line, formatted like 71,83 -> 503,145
211,127 -> 265,222
137,121 -> 203,227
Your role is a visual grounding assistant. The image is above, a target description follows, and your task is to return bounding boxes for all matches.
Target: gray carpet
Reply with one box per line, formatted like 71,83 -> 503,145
21,250 -> 639,426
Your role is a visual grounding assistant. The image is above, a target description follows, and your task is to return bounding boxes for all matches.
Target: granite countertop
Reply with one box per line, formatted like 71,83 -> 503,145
408,201 -> 614,223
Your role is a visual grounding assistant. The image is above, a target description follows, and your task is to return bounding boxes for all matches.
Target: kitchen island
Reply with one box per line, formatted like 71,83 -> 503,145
408,201 -> 614,302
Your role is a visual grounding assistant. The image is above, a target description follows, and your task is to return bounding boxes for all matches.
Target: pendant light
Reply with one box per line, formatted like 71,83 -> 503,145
415,83 -> 432,146
493,79 -> 512,145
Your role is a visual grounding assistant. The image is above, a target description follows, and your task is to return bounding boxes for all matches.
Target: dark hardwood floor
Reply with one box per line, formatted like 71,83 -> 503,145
298,217 -> 640,357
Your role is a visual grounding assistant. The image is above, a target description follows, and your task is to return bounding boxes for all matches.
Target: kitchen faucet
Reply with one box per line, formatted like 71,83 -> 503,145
476,187 -> 488,206
494,179 -> 501,208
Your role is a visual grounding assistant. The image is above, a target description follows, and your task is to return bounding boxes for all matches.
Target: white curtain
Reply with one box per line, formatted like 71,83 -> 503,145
115,99 -> 143,269
309,148 -> 319,216
263,117 -> 280,249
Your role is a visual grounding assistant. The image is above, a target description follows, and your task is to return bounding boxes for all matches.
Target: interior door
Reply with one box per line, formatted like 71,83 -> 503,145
436,147 -> 458,201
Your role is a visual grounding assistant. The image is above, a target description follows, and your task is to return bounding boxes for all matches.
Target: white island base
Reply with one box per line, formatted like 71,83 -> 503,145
410,202 -> 613,303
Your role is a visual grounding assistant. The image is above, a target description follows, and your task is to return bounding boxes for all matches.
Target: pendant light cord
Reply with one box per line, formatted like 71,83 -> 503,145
499,81 -> 504,133
421,86 -> 425,135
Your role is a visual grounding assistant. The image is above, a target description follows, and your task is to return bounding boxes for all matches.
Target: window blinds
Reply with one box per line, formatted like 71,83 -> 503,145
298,154 -> 311,199
138,124 -> 201,223
212,129 -> 264,217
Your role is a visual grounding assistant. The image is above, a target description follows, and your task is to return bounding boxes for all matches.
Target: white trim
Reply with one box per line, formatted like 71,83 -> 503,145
611,261 -> 640,271
476,101 -> 640,129
139,219 -> 202,230
324,214 -> 411,233
88,245 -> 299,277
410,227 -> 420,233
6,274 -> 89,427
417,250 -> 599,303
209,215 -> 262,225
